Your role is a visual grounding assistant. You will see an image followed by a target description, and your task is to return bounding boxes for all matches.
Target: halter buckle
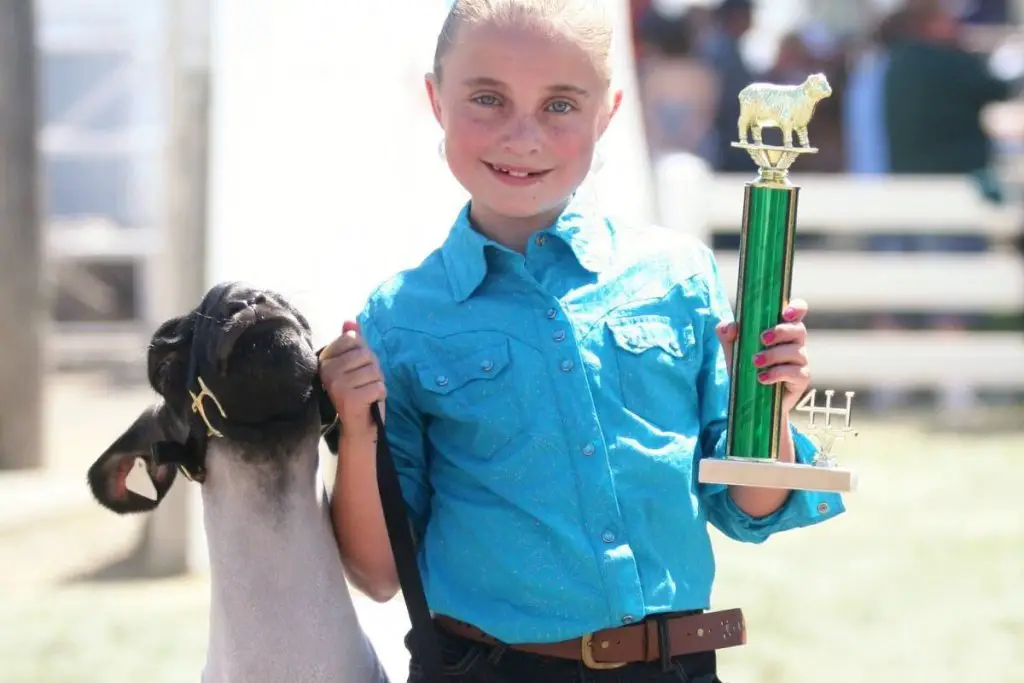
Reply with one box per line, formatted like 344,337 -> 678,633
189,376 -> 228,438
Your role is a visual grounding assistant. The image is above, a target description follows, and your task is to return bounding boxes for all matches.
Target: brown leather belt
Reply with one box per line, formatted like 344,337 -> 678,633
434,608 -> 746,670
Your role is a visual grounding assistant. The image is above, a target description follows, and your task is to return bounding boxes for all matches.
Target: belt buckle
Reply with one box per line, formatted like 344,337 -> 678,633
581,633 -> 628,670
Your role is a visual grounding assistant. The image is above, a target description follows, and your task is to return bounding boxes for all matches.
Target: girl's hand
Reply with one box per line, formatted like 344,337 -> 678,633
319,320 -> 387,437
715,298 -> 811,416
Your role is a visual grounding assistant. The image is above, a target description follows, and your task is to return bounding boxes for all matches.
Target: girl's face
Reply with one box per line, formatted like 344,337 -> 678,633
427,20 -> 621,234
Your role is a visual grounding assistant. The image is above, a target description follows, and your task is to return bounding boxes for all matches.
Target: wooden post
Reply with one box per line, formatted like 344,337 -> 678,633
134,0 -> 212,576
0,0 -> 44,471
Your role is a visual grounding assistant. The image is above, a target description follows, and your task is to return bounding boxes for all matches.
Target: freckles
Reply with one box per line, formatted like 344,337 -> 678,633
547,129 -> 592,158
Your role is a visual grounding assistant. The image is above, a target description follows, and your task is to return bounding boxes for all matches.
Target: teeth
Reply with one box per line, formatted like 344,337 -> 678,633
493,164 -> 531,178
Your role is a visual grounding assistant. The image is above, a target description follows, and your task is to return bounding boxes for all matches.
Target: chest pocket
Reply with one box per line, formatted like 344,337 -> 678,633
606,315 -> 700,431
414,339 -> 526,460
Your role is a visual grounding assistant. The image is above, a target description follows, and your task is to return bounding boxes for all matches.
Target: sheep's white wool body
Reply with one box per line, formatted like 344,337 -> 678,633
198,431 -> 387,683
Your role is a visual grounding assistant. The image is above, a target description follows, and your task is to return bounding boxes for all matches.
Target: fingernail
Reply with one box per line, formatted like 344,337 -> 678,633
758,371 -> 771,383
753,353 -> 767,367
761,330 -> 775,344
783,307 -> 796,321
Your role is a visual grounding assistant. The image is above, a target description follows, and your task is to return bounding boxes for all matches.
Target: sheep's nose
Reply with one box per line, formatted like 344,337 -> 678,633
225,300 -> 250,316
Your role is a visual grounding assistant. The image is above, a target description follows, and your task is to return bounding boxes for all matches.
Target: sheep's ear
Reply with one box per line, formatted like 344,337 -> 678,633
147,313 -> 193,397
87,404 -> 180,515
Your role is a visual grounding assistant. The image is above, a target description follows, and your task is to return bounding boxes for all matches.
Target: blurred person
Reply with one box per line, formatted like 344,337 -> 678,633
698,0 -> 757,172
321,1 -> 848,682
843,9 -> 912,175
884,0 -> 1013,182
769,34 -> 817,86
636,7 -> 720,162
629,0 -> 655,62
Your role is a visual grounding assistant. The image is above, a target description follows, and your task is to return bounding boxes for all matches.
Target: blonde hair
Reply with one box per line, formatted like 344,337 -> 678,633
433,0 -> 614,84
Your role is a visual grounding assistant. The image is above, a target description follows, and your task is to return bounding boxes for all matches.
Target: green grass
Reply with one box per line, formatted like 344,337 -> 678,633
1,415 -> 1021,683
714,415 -> 1024,683
0,581 -> 209,683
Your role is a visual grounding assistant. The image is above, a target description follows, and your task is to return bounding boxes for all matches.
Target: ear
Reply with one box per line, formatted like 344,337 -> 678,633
86,404 -> 180,515
425,72 -> 444,127
599,88 -> 624,137
147,313 -> 194,396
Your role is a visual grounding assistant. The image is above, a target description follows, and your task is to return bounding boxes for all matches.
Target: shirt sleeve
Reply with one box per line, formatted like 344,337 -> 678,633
695,249 -> 845,544
358,308 -> 432,538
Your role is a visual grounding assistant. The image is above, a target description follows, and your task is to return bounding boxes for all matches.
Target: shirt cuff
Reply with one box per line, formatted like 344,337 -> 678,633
701,423 -> 846,543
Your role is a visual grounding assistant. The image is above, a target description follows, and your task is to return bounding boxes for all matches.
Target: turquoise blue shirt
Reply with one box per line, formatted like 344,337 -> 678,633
357,196 -> 845,644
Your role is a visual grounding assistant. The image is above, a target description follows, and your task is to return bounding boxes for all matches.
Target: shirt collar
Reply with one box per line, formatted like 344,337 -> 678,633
441,194 -> 613,303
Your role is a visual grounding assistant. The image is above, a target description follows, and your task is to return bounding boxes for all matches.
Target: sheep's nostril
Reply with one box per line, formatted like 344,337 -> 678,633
225,301 -> 248,316
251,293 -> 267,305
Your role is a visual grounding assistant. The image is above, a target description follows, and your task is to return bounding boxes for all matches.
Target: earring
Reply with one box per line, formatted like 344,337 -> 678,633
438,139 -> 446,159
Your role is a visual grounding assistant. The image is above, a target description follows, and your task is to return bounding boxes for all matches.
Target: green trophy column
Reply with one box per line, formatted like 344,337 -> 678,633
698,72 -> 858,494
726,182 -> 797,462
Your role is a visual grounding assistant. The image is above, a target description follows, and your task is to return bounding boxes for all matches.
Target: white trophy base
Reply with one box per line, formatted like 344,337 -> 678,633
698,457 -> 857,493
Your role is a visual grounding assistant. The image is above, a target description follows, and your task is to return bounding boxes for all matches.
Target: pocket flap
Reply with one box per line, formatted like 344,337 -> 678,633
606,315 -> 694,359
415,340 -> 512,395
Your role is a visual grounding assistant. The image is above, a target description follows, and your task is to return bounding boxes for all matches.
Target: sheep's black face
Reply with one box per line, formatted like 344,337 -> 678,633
152,281 -> 319,431
87,282 -> 336,515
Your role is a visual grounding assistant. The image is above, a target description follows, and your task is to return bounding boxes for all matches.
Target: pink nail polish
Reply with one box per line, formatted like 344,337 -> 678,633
783,307 -> 796,321
762,330 -> 775,344
758,371 -> 770,382
753,353 -> 766,367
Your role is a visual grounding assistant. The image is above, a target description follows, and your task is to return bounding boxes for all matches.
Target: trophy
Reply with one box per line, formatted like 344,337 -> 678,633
697,73 -> 858,493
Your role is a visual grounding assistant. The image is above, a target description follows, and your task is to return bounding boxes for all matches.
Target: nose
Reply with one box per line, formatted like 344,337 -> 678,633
501,116 -> 542,155
225,292 -> 267,317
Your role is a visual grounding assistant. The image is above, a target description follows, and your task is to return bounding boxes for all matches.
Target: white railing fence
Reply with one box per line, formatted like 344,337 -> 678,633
655,154 -> 1024,395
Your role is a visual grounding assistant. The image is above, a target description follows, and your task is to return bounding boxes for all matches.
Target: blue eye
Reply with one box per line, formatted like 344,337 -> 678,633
472,94 -> 501,107
547,99 -> 576,114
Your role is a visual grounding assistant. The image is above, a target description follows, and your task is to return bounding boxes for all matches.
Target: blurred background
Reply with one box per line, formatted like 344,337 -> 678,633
0,0 -> 1021,681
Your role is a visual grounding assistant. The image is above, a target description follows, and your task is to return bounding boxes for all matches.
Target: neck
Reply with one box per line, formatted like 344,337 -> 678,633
198,433 -> 382,683
469,198 -> 569,252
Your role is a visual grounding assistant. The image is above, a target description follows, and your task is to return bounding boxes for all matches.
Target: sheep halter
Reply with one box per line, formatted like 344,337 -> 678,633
190,376 -> 228,438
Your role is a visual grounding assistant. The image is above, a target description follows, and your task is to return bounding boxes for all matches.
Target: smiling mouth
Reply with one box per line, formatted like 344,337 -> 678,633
485,162 -> 551,178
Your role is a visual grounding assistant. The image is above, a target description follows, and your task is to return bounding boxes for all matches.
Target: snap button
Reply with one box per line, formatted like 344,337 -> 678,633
535,235 -> 546,246
435,375 -> 449,387
817,502 -> 830,514
560,359 -> 574,372
546,308 -> 558,320
581,443 -> 595,456
480,360 -> 494,372
552,330 -> 566,342
601,529 -> 615,543
622,615 -> 635,625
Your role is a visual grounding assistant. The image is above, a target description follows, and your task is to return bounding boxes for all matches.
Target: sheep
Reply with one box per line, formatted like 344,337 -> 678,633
85,281 -> 388,683
736,72 -> 832,149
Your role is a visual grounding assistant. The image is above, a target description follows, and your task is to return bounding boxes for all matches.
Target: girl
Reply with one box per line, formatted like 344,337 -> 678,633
320,1 -> 845,681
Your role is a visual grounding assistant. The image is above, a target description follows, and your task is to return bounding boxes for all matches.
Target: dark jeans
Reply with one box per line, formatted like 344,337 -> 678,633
406,625 -> 725,683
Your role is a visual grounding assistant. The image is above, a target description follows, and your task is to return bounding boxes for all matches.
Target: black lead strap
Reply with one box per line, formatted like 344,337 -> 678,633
370,402 -> 445,683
